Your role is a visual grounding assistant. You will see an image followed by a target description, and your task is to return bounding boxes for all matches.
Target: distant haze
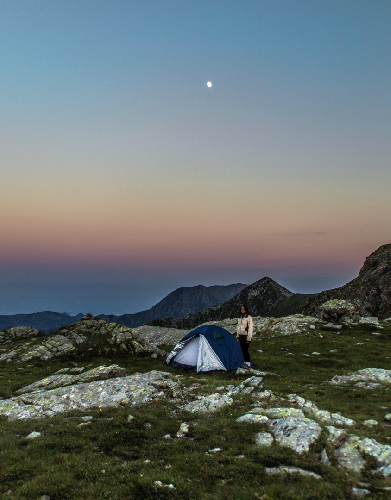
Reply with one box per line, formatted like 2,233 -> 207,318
1,2 -> 390,315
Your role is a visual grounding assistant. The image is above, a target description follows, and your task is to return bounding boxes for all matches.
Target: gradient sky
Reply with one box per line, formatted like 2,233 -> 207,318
1,1 -> 390,315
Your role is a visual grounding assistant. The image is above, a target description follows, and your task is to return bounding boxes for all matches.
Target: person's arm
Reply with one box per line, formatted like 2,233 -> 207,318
247,316 -> 253,342
236,318 -> 240,339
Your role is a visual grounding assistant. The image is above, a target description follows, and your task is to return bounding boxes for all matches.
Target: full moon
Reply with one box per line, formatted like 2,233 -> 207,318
207,81 -> 212,87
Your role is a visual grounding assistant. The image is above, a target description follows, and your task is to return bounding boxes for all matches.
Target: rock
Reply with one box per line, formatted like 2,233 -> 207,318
182,393 -> 233,413
268,417 -> 321,454
38,496 -> 51,500
264,466 -> 321,479
320,448 -> 331,466
176,422 -> 189,438
363,419 -> 378,427
254,432 -> 274,447
319,300 -> 358,323
0,371 -> 182,420
352,487 -> 370,498
15,365 -> 126,394
236,414 -> 269,424
326,426 -> 347,446
0,326 -> 40,343
0,319 -> 165,363
356,437 -> 391,478
236,368 -> 272,376
322,323 -> 343,330
256,390 -> 273,400
150,353 -> 158,358
26,431 -> 41,439
384,414 -> 391,422
359,317 -> 379,326
329,368 -> 391,386
261,407 -> 305,419
334,440 -> 365,473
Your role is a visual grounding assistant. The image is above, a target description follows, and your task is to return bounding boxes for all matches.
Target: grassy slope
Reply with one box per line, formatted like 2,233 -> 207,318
1,324 -> 391,499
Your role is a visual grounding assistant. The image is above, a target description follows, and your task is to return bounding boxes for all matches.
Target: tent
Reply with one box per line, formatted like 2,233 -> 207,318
165,324 -> 253,373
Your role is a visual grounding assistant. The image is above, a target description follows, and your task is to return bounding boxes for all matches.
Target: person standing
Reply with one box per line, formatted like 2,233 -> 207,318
236,304 -> 253,367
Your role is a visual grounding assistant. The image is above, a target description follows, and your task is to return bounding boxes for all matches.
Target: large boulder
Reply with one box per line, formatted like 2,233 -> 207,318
319,300 -> 358,324
0,326 -> 40,343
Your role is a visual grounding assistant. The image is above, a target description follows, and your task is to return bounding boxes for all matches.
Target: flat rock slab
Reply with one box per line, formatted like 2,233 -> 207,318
264,466 -> 321,479
269,417 -> 321,454
15,365 -> 127,394
182,393 -> 233,413
329,368 -> 391,386
261,407 -> 305,419
0,370 -> 181,420
236,414 -> 269,423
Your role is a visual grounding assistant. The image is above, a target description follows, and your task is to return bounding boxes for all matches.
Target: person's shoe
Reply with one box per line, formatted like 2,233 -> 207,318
245,362 -> 251,367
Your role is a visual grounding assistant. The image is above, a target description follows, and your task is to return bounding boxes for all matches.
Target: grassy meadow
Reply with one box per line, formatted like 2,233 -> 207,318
1,322 -> 391,499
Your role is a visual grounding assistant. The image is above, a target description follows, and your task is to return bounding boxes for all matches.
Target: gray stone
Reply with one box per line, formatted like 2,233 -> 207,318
334,441 -> 365,473
356,437 -> 391,478
329,368 -> 391,386
0,371 -> 182,420
264,466 -> 321,479
363,419 -> 378,427
261,407 -> 305,419
15,365 -> 126,394
182,393 -> 233,413
235,368 -> 275,376
359,317 -> 379,326
319,300 -> 358,323
236,414 -> 269,424
352,487 -> 370,498
384,414 -> 391,421
0,326 -> 40,343
268,417 -> 321,454
320,448 -> 331,466
326,426 -> 347,446
254,432 -> 273,447
26,431 -> 41,439
176,422 -> 189,438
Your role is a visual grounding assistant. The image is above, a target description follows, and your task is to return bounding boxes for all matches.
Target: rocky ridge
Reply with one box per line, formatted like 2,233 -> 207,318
301,243 -> 391,319
0,315 -> 165,363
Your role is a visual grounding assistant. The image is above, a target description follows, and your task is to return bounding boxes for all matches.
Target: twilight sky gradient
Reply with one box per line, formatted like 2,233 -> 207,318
1,1 -> 390,315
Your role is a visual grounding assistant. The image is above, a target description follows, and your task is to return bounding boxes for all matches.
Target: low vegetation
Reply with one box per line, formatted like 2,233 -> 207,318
1,322 -> 391,499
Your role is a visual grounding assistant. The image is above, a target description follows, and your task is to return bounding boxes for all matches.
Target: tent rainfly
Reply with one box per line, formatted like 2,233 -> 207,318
165,324 -> 253,373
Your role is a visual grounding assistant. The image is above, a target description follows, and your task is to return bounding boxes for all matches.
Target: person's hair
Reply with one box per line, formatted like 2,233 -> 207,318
238,304 -> 250,318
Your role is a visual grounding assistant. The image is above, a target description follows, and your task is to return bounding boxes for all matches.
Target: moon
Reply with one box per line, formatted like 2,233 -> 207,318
207,81 -> 212,87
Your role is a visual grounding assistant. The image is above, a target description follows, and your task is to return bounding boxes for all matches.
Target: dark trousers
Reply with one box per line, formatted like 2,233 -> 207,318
239,335 -> 251,362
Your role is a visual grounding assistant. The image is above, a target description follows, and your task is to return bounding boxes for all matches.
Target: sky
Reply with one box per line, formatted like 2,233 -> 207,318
1,1 -> 390,315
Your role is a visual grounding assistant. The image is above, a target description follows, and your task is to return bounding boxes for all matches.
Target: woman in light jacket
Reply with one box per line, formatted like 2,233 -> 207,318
236,304 -> 253,367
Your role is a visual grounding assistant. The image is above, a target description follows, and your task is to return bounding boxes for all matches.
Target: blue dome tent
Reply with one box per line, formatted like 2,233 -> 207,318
165,324 -> 254,373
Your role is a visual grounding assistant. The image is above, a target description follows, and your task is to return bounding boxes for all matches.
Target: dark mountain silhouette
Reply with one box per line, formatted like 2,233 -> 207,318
0,311 -> 84,333
300,243 -> 391,319
147,277 -> 311,329
97,283 -> 247,328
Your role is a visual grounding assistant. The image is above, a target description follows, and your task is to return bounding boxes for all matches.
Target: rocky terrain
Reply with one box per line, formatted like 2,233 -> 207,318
0,314 -> 166,364
301,243 -> 391,319
97,283 -> 247,328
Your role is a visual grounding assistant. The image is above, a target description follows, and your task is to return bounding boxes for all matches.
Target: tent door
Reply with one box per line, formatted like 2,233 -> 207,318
173,336 -> 200,367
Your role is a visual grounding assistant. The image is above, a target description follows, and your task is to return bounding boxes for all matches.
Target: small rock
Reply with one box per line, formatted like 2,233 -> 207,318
176,422 -> 189,438
236,414 -> 269,424
38,496 -> 51,500
334,441 -> 365,473
352,487 -> 370,498
127,415 -> 134,422
363,419 -> 378,427
150,353 -> 158,359
269,417 -> 321,454
254,432 -> 273,447
163,434 -> 171,439
384,414 -> 391,422
264,465 -> 321,479
26,431 -> 41,439
320,448 -> 331,466
208,447 -> 222,453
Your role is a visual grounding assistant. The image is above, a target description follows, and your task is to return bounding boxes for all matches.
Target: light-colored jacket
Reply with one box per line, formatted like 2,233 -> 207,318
236,315 -> 253,341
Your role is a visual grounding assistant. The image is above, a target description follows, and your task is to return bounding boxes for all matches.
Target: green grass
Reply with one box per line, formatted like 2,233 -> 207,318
1,324 -> 391,499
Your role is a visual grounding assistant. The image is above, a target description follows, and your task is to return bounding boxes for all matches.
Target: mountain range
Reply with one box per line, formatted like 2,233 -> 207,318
0,283 -> 246,333
96,283 -> 247,328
